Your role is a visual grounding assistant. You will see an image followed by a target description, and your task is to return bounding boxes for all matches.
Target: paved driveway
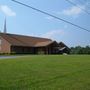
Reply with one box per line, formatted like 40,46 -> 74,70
0,55 -> 30,59
0,56 -> 19,59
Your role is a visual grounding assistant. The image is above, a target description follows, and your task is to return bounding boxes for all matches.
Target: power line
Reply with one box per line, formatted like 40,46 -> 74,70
11,0 -> 90,33
78,0 -> 90,11
75,0 -> 90,13
78,0 -> 84,5
65,0 -> 90,15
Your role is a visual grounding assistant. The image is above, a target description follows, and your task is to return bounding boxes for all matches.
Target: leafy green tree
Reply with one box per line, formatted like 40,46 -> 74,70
70,46 -> 90,54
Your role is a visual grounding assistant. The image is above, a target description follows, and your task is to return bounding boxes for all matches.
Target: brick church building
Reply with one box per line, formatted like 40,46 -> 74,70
0,19 -> 70,54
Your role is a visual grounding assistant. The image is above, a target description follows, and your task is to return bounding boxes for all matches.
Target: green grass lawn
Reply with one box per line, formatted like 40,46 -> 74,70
0,55 -> 90,90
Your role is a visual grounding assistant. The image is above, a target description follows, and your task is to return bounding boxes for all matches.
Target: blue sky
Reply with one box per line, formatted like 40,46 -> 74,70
0,0 -> 90,47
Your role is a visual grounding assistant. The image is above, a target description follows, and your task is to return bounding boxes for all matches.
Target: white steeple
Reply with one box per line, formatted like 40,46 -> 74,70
4,18 -> 7,33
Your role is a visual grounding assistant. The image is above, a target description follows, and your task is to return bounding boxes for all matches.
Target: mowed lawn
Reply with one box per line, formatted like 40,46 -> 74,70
0,55 -> 90,90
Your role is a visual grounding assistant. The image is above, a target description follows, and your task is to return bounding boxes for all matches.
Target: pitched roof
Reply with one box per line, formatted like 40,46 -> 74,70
0,33 -> 53,47
35,41 -> 55,47
59,42 -> 70,50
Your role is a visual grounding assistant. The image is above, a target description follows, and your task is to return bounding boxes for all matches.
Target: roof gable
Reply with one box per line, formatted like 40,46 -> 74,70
0,33 -> 52,47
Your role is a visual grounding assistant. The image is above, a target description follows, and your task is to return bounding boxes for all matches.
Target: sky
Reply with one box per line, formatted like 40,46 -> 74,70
0,0 -> 90,47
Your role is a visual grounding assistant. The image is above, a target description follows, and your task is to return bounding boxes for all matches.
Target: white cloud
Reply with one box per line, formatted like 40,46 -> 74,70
41,30 -> 65,39
62,5 -> 85,16
45,16 -> 54,20
0,5 -> 16,16
64,25 -> 68,29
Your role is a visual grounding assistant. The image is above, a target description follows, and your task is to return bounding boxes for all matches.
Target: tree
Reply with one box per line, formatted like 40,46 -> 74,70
70,46 -> 90,54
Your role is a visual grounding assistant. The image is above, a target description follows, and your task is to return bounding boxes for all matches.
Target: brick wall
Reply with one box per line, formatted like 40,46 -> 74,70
0,36 -> 11,53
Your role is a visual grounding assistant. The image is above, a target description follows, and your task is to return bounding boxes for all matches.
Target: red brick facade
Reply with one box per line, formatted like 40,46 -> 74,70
0,36 -> 11,53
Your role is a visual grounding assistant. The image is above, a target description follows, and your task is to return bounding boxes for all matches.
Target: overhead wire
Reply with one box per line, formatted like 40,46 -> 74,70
78,0 -> 84,5
11,0 -> 90,33
65,0 -> 90,15
77,0 -> 90,13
